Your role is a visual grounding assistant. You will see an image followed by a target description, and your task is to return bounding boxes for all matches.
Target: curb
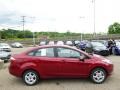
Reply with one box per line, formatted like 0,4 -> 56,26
0,59 -> 4,70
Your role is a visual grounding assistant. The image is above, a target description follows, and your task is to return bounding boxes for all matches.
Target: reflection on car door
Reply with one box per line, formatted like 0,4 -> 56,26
38,56 -> 61,77
56,47 -> 91,77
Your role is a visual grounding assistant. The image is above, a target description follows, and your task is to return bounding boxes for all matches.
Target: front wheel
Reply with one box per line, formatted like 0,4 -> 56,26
23,70 -> 39,86
90,68 -> 107,84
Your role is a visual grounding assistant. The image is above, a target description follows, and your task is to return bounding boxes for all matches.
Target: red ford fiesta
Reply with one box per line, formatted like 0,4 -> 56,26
9,45 -> 113,85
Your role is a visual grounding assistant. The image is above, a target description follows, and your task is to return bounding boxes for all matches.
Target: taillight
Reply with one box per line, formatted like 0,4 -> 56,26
10,57 -> 16,61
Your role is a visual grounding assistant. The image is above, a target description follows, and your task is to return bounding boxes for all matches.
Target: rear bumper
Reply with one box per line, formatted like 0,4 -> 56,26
9,62 -> 22,77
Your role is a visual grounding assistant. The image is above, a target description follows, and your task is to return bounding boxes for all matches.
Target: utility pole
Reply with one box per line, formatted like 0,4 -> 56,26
21,16 -> 26,39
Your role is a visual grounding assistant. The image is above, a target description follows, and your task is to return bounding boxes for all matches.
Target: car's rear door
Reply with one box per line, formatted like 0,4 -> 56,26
28,47 -> 61,77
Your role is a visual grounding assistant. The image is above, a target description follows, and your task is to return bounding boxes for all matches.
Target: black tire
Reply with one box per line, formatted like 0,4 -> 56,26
23,70 -> 39,86
90,68 -> 107,84
4,60 -> 8,63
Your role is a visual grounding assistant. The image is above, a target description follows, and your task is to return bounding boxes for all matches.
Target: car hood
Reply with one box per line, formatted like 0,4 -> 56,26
92,54 -> 112,64
93,54 -> 105,59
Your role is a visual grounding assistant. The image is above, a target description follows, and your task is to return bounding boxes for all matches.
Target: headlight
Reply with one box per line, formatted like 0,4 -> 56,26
102,59 -> 112,64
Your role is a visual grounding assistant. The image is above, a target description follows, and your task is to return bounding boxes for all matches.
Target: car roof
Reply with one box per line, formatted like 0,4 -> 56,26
21,45 -> 92,57
34,45 -> 76,50
21,45 -> 75,54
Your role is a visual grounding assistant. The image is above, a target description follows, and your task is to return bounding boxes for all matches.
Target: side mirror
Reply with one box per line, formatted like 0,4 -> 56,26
79,55 -> 86,61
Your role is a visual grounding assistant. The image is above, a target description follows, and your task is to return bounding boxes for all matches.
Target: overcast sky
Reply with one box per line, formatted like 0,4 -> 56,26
0,0 -> 120,33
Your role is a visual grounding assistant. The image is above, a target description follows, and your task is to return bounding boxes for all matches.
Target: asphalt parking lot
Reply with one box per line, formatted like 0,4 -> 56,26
0,47 -> 120,90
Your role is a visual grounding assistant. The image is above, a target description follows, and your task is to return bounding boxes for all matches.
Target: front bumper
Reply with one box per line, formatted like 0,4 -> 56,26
107,64 -> 114,76
0,56 -> 11,61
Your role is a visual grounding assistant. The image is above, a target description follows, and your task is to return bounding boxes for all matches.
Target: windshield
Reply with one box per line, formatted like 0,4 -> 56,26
91,42 -> 105,47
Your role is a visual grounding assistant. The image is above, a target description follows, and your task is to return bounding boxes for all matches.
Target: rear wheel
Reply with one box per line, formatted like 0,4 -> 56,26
90,68 -> 107,84
23,70 -> 39,86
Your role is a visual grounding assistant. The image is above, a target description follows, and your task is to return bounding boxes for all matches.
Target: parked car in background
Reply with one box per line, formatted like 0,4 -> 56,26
48,41 -> 55,45
56,41 -> 64,45
100,40 -> 108,47
39,41 -> 47,46
91,42 -> 109,56
92,40 -> 108,47
112,41 -> 120,55
0,51 -> 11,62
0,43 -> 11,52
9,45 -> 113,85
74,40 -> 80,46
11,42 -> 23,48
65,40 -> 73,46
79,41 -> 87,51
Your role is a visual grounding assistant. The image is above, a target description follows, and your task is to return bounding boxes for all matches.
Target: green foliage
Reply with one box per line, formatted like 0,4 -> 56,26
0,28 -> 82,40
108,22 -> 120,34
0,29 -> 33,39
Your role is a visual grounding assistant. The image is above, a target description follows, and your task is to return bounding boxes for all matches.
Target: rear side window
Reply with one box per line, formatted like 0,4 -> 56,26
28,48 -> 54,57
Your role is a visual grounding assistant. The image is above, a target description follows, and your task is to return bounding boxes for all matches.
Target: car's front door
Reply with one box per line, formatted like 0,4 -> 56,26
56,47 -> 91,77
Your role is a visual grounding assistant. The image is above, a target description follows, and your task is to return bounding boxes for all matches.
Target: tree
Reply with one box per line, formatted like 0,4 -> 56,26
108,22 -> 120,34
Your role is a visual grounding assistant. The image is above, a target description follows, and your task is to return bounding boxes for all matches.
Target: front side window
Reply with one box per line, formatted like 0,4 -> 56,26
28,48 -> 54,57
57,48 -> 80,58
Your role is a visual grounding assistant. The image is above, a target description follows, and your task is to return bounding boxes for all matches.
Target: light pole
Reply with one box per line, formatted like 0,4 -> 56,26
79,16 -> 85,41
32,32 -> 36,46
21,16 -> 26,39
92,0 -> 96,37
29,17 -> 36,46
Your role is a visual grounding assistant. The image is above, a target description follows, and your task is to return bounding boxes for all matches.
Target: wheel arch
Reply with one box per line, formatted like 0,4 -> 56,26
89,66 -> 108,77
22,68 -> 40,79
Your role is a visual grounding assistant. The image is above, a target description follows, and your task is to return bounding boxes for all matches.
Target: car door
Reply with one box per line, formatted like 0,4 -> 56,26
28,47 -> 61,77
56,47 -> 91,77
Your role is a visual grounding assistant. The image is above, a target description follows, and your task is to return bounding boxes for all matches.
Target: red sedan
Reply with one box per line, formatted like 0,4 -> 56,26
9,45 -> 113,85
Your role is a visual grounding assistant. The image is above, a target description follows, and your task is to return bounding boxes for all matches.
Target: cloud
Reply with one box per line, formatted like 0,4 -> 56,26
0,12 -> 22,25
0,0 -> 120,33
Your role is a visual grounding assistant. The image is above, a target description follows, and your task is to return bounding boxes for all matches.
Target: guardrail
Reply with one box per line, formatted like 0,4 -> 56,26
0,34 -> 120,45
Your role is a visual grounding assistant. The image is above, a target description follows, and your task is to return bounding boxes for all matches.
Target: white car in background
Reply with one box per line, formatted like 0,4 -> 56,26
74,40 -> 80,45
0,51 -> 11,62
56,41 -> 64,45
11,42 -> 23,48
48,41 -> 55,45
0,43 -> 11,52
65,41 -> 73,46
39,41 -> 47,46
